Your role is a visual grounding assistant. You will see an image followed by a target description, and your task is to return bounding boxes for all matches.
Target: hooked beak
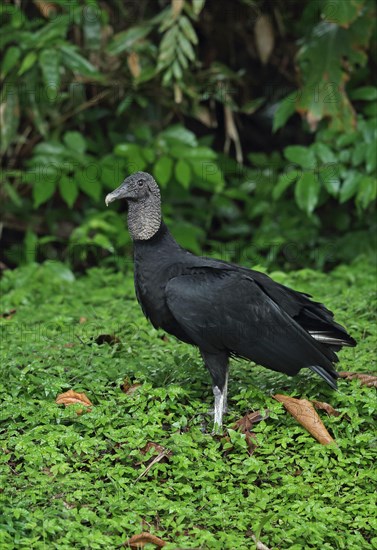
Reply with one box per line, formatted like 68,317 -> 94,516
105,179 -> 134,206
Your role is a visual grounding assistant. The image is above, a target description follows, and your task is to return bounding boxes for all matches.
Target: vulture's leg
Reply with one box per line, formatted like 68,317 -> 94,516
200,350 -> 229,432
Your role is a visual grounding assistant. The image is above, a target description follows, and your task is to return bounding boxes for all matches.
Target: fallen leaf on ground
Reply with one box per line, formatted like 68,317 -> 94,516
312,400 -> 341,417
233,409 -> 270,454
273,394 -> 334,445
135,444 -> 172,482
124,532 -> 166,548
95,333 -> 121,346
56,390 -> 92,415
121,377 -> 142,395
79,316 -> 87,324
140,442 -> 166,456
1,308 -> 16,319
339,371 -> 377,387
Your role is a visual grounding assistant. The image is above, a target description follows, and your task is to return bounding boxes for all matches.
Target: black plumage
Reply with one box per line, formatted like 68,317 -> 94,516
105,172 -> 356,429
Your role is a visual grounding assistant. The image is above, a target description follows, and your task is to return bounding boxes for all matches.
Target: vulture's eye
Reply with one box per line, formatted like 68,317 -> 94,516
137,179 -> 144,187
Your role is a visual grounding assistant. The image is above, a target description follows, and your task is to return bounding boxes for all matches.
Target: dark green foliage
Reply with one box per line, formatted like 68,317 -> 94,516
0,0 -> 376,269
0,258 -> 376,549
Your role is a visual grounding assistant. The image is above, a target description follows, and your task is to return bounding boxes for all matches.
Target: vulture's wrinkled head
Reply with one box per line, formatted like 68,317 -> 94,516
105,172 -> 162,241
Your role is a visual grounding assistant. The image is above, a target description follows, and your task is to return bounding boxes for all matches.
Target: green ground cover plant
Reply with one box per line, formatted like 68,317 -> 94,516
0,255 -> 376,549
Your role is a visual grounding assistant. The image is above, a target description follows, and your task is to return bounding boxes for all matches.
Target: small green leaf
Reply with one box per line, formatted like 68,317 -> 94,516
33,178 -> 56,208
175,159 -> 191,188
76,170 -> 101,201
162,125 -> 198,146
63,132 -> 86,155
60,44 -> 100,77
39,48 -> 61,90
356,176 -> 377,209
59,176 -> 78,208
18,51 -> 37,76
154,156 -> 173,186
313,143 -> 337,164
366,142 -> 376,174
0,85 -> 19,153
272,171 -> 298,200
1,46 -> 21,77
107,26 -> 152,56
284,146 -> 316,169
319,164 -> 341,196
339,172 -> 361,203
273,93 -> 297,132
179,16 -> 198,44
294,171 -> 320,214
192,0 -> 206,15
349,86 -> 377,101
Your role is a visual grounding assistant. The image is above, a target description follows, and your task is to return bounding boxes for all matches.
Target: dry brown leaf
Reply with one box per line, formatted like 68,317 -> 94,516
255,14 -> 275,64
339,371 -> 377,387
121,377 -> 142,395
95,333 -> 121,346
56,390 -> 93,415
33,0 -> 57,18
79,316 -> 87,324
234,409 -> 270,454
273,394 -> 334,445
313,400 -> 341,417
127,52 -> 141,79
1,308 -> 16,319
140,442 -> 166,456
124,532 -> 166,548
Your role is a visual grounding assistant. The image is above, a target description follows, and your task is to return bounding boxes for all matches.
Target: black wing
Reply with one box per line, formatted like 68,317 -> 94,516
165,269 -> 338,384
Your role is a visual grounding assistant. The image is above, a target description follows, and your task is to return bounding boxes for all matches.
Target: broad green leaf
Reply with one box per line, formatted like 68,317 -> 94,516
114,143 -> 141,157
339,172 -> 362,203
296,16 -> 374,130
60,44 -> 100,77
248,153 -> 269,167
273,93 -> 297,132
18,51 -> 37,76
356,176 -> 377,209
154,156 -> 173,186
294,171 -> 320,214
142,147 -> 156,164
1,46 -> 21,77
313,143 -> 337,164
322,0 -> 363,26
190,160 -> 224,192
175,159 -> 191,188
318,165 -> 341,196
63,132 -> 86,155
170,146 -> 216,160
284,146 -> 316,169
349,86 -> 377,101
33,178 -> 56,208
272,171 -> 298,200
39,48 -> 61,90
352,142 -> 365,167
76,171 -> 101,201
0,84 -> 19,153
161,125 -> 198,146
59,176 -> 78,208
107,26 -> 152,56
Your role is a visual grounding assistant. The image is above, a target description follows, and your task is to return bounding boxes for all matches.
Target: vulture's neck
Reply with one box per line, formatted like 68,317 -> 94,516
133,221 -> 182,262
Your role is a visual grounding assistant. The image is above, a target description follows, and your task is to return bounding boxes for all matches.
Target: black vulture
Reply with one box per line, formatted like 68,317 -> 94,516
105,172 -> 356,430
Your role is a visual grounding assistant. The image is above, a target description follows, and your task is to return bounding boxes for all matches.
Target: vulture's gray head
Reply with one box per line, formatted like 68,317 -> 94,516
105,171 -> 161,241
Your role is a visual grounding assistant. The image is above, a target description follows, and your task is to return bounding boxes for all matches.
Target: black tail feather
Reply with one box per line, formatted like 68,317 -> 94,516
309,365 -> 338,390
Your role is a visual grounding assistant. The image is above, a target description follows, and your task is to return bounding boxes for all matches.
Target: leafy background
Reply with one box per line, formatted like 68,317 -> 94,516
1,1 -> 377,548
1,0 -> 376,271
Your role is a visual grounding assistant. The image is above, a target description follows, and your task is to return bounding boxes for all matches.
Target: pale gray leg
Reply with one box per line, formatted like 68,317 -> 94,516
200,350 -> 229,433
